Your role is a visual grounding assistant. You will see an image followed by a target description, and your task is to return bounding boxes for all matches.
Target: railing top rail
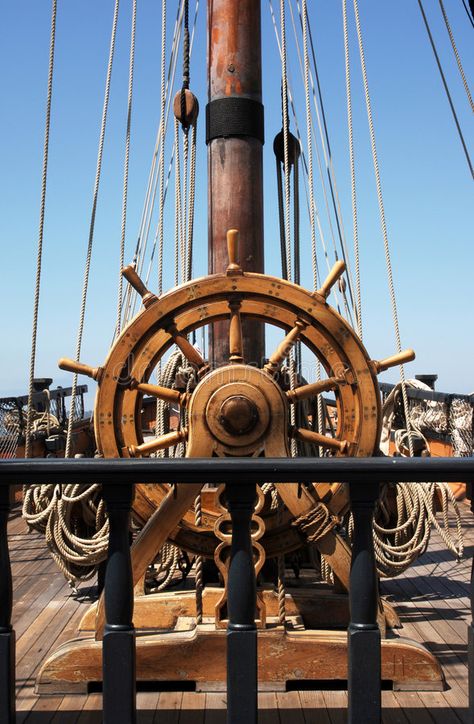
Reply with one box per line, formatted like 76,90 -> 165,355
0,385 -> 88,408
379,382 -> 474,405
0,456 -> 473,485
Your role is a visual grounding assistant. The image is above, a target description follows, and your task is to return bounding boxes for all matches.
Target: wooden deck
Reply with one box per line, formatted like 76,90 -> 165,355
9,502 -> 472,723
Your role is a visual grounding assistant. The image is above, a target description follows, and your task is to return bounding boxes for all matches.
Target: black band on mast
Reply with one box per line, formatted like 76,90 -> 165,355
206,98 -> 264,144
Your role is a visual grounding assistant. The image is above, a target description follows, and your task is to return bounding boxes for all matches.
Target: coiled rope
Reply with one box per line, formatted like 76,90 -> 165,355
23,483 -> 109,589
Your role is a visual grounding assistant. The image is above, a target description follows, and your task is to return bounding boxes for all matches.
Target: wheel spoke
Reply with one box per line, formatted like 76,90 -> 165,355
286,377 -> 339,403
58,357 -> 103,383
315,260 -> 346,299
228,298 -> 244,363
167,323 -> 209,375
128,428 -> 188,457
129,379 -> 190,407
122,265 -> 158,308
264,318 -> 308,377
291,426 -> 349,453
372,349 -> 415,374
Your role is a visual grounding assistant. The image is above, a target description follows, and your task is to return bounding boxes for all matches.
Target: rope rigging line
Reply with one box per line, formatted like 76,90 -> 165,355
438,0 -> 474,113
300,0 -> 324,453
186,121 -> 198,283
175,0 -> 198,285
301,0 -> 318,293
273,0 -> 356,324
342,0 -> 362,340
157,0 -> 167,297
115,0 -> 137,340
25,0 -> 57,459
294,0 -> 356,313
124,0 -> 200,321
153,0 -> 167,445
65,0 -> 120,459
122,0 -> 185,323
269,2 -> 329,289
461,0 -> 474,29
352,0 -> 414,457
417,0 -> 473,179
280,0 -> 292,283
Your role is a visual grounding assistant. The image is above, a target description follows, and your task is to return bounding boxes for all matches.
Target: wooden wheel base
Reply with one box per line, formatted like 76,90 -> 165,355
78,587 -> 401,634
36,625 -> 443,694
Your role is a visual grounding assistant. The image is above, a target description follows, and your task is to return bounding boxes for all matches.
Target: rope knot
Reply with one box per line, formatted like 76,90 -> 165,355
292,503 -> 335,542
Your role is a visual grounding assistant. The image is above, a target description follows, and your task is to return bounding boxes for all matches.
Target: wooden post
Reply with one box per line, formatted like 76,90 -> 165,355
102,484 -> 136,724
0,484 -> 15,724
207,0 -> 265,368
348,481 -> 381,724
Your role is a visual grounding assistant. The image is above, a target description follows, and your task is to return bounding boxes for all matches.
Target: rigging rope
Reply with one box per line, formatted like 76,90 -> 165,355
301,0 -> 318,293
294,0 -> 356,313
417,0 -> 473,179
123,1 -> 184,322
461,0 -> 474,28
342,0 -> 362,340
352,0 -> 414,457
271,0 -> 354,323
157,0 -> 167,297
115,0 -> 137,340
438,0 -> 474,113
25,0 -> 57,459
280,0 -> 292,282
65,0 -> 120,458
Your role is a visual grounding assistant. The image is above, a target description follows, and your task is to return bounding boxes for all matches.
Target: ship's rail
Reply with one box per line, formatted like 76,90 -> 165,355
0,456 -> 473,724
0,385 -> 89,458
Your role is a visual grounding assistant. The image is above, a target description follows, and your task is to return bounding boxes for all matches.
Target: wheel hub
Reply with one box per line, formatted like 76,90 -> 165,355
219,395 -> 259,436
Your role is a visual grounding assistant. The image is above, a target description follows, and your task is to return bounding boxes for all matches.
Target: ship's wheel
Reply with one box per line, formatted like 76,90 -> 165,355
60,230 -> 414,559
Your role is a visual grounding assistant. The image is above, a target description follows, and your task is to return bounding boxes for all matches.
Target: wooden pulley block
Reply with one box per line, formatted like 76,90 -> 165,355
173,88 -> 199,128
273,128 -> 301,166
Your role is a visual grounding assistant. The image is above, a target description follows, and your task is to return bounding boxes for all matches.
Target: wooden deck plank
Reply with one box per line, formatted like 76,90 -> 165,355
50,695 -> 87,724
389,691 -> 436,724
204,693 -> 227,724
276,691 -> 306,723
155,691 -> 183,724
179,692 -> 206,724
320,691 -> 347,724
298,691 -> 331,724
136,691 -> 160,724
75,693 -> 102,724
258,693 -> 280,724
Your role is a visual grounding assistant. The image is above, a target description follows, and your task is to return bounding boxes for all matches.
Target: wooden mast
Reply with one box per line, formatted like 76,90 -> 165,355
207,0 -> 265,368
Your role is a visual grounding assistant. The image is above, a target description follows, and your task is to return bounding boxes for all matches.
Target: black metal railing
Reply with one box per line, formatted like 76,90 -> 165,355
0,456 -> 473,724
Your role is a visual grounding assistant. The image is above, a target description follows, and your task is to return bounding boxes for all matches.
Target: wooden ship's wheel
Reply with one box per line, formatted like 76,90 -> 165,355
92,233 -> 385,556
37,233 -> 443,694
59,232 -> 410,568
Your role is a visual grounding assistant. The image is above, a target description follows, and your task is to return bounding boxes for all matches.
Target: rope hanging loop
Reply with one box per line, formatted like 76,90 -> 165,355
173,88 -> 199,129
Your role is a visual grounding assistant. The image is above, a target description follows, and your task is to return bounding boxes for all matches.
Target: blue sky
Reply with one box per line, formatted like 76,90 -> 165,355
1,0 -> 473,406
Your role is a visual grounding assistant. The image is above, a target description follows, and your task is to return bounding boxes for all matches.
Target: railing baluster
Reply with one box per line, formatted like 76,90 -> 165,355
0,483 -> 15,724
468,483 -> 474,720
102,483 -> 136,724
348,481 -> 381,724
226,482 -> 258,724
